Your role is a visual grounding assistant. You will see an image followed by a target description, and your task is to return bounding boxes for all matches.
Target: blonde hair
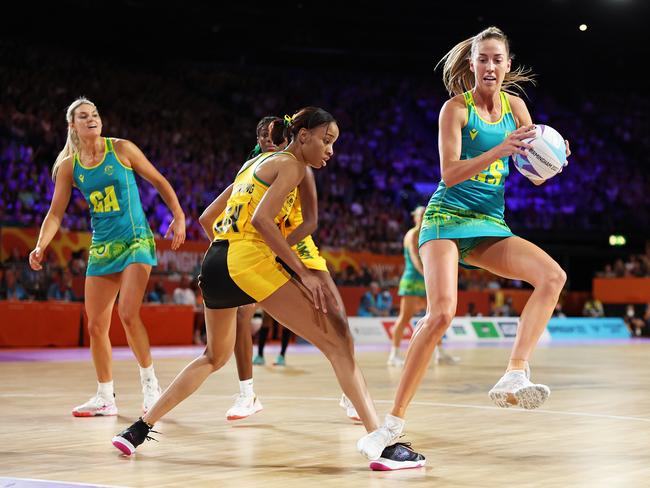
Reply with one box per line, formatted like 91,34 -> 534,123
51,97 -> 97,181
436,26 -> 536,97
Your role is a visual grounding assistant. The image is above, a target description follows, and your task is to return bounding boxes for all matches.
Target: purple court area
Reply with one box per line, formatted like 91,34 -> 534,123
0,344 -> 320,363
1,339 -> 647,363
0,477 -> 124,488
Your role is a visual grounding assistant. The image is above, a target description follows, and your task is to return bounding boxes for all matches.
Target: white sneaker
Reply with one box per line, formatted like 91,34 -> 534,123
437,351 -> 460,365
226,394 -> 263,421
72,394 -> 118,417
339,394 -> 361,421
142,379 -> 161,414
488,366 -> 550,410
386,355 -> 404,367
357,415 -> 404,461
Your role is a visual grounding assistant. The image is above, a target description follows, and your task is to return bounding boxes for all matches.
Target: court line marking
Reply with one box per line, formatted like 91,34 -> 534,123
255,395 -> 650,423
0,476 -> 126,488
2,393 -> 648,423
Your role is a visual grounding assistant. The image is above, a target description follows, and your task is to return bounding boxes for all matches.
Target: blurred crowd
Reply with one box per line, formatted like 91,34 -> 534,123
596,243 -> 650,278
2,42 -> 648,251
1,42 -> 649,313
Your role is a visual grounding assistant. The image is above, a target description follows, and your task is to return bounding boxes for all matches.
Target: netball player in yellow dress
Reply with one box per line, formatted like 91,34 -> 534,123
113,107 -> 423,470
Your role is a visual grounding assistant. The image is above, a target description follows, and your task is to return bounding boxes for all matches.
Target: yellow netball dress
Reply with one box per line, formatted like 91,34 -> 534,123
282,189 -> 329,272
198,152 -> 298,309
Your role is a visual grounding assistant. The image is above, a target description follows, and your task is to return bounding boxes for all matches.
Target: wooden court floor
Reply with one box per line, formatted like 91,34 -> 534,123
1,342 -> 649,488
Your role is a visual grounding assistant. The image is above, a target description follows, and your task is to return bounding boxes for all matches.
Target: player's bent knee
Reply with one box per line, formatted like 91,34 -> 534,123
318,332 -> 353,360
428,301 -> 455,325
204,351 -> 230,372
536,266 -> 567,295
551,267 -> 567,290
417,310 -> 454,339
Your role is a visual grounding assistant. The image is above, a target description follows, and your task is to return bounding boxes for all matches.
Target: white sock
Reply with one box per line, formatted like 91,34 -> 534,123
97,381 -> 114,400
384,413 -> 405,434
239,379 -> 254,397
389,346 -> 399,359
139,364 -> 157,384
508,369 -> 526,375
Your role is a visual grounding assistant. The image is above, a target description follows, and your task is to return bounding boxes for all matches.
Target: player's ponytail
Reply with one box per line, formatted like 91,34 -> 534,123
282,107 -> 336,141
437,35 -> 475,97
269,117 -> 287,146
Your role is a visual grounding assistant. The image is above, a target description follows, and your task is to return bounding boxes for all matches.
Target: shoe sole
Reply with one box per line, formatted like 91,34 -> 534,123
369,458 -> 426,471
439,358 -> 460,365
226,407 -> 263,421
72,410 -> 118,417
489,385 -> 550,409
515,384 -> 550,410
112,436 -> 135,456
488,389 -> 515,408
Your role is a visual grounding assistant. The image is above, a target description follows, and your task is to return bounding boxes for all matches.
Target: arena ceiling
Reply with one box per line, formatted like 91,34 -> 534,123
4,0 -> 647,87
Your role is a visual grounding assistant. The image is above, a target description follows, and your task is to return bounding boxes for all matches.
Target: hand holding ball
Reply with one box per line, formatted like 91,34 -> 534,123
513,124 -> 568,182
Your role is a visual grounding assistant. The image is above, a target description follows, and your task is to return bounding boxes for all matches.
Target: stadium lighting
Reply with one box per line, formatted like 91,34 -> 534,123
609,235 -> 626,246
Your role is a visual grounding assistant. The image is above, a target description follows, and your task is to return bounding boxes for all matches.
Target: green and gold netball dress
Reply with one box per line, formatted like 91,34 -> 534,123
398,239 -> 425,297
72,138 -> 157,276
420,91 -> 517,266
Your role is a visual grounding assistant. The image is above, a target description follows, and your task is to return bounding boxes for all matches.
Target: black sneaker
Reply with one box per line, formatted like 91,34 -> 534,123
112,418 -> 158,455
369,442 -> 426,471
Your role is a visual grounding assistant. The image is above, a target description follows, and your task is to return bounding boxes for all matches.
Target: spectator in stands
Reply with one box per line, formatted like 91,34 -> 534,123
70,249 -> 87,276
613,259 -> 626,277
487,294 -> 498,316
466,302 -> 479,316
644,303 -> 650,336
2,268 -> 27,301
165,260 -> 182,281
582,294 -> 604,317
340,265 -> 362,285
357,281 -> 391,317
46,268 -> 77,301
624,304 -> 647,337
380,288 -> 395,316
499,296 -> 516,317
598,264 -> 616,278
358,263 -> 373,287
147,281 -> 167,303
172,274 -> 196,305
4,247 -> 24,266
485,276 -> 502,290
